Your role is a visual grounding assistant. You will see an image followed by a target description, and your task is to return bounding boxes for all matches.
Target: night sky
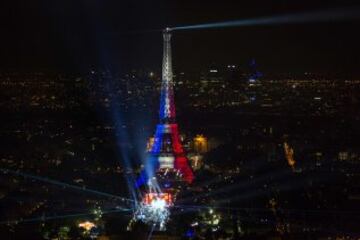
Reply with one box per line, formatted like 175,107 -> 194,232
1,0 -> 359,75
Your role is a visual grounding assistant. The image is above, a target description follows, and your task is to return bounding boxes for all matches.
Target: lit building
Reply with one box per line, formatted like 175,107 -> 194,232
188,153 -> 203,171
284,142 -> 296,171
247,59 -> 262,103
193,134 -> 208,153
140,28 -> 194,186
133,28 -> 195,230
136,28 -> 194,205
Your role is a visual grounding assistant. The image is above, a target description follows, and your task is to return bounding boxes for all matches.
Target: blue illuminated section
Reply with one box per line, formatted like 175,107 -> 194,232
136,154 -> 160,188
136,124 -> 165,188
135,173 -> 146,188
249,59 -> 262,81
151,124 -> 165,154
159,91 -> 167,122
185,229 -> 195,238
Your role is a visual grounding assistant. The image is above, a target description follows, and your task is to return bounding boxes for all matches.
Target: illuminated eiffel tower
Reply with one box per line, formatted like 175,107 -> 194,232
139,28 -> 194,192
131,29 -> 194,230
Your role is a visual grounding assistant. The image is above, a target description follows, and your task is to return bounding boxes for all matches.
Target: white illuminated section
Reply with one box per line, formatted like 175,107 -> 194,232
162,124 -> 172,133
151,198 -> 167,210
159,156 -> 175,168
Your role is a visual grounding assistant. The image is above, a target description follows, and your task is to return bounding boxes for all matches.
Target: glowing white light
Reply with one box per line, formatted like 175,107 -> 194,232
151,198 -> 166,210
159,156 -> 175,168
213,218 -> 220,225
191,222 -> 199,227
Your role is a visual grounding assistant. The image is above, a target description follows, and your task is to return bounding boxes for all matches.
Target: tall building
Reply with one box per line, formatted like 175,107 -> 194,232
139,28 -> 194,189
247,59 -> 262,103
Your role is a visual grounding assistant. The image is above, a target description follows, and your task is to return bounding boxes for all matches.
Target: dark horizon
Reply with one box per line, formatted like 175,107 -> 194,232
0,0 -> 360,76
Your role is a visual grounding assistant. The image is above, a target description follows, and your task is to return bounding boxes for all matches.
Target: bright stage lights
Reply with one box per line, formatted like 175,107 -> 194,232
150,198 -> 166,210
130,192 -> 173,231
133,193 -> 171,231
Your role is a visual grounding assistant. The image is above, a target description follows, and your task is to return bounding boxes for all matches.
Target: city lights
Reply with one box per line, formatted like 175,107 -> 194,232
78,221 -> 96,231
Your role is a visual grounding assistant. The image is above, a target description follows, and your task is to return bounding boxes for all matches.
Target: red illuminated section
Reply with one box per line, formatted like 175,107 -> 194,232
143,192 -> 173,206
169,124 -> 194,184
148,123 -> 194,184
174,156 -> 194,184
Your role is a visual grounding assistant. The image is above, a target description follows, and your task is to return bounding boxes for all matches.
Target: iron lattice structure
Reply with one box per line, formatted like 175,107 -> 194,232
132,28 -> 194,232
143,28 -> 194,185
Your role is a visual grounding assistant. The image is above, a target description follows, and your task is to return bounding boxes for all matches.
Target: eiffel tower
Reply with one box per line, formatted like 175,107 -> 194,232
139,28 -> 194,191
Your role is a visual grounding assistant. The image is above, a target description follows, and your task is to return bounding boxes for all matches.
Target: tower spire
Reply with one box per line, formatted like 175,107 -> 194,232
159,28 -> 176,123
